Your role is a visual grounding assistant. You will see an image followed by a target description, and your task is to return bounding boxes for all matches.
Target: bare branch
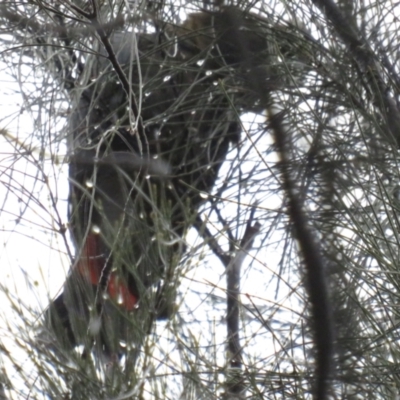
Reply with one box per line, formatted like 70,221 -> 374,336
225,211 -> 261,397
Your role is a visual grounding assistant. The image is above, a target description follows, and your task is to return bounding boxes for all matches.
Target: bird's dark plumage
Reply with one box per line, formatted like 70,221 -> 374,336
44,9 -> 267,357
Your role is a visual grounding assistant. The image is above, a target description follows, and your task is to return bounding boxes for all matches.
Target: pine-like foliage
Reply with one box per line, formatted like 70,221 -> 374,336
1,0 -> 400,399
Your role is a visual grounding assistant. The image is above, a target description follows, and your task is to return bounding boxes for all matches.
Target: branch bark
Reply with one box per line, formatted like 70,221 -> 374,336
220,7 -> 335,399
195,208 -> 261,398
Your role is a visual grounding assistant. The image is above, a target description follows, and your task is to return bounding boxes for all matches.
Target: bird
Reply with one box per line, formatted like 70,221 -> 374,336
43,7 -> 268,358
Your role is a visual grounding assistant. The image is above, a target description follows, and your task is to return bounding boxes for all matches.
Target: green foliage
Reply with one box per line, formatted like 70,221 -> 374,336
0,0 -> 400,398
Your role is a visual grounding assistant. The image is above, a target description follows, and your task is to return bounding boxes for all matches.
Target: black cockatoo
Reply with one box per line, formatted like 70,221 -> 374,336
43,8 -> 267,358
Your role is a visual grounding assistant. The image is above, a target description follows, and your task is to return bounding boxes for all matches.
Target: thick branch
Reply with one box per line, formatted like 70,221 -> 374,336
221,8 -> 335,400
269,109 -> 334,400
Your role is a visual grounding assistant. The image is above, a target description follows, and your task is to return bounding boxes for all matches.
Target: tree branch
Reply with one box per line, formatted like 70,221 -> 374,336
195,206 -> 260,398
220,7 -> 335,399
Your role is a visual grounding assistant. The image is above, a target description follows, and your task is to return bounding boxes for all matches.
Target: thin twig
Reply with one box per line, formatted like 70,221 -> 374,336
70,3 -> 146,143
194,215 -> 231,266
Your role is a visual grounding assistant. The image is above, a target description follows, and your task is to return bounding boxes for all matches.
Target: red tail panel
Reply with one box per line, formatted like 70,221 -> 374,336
76,233 -> 105,285
76,233 -> 138,311
108,274 -> 138,311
